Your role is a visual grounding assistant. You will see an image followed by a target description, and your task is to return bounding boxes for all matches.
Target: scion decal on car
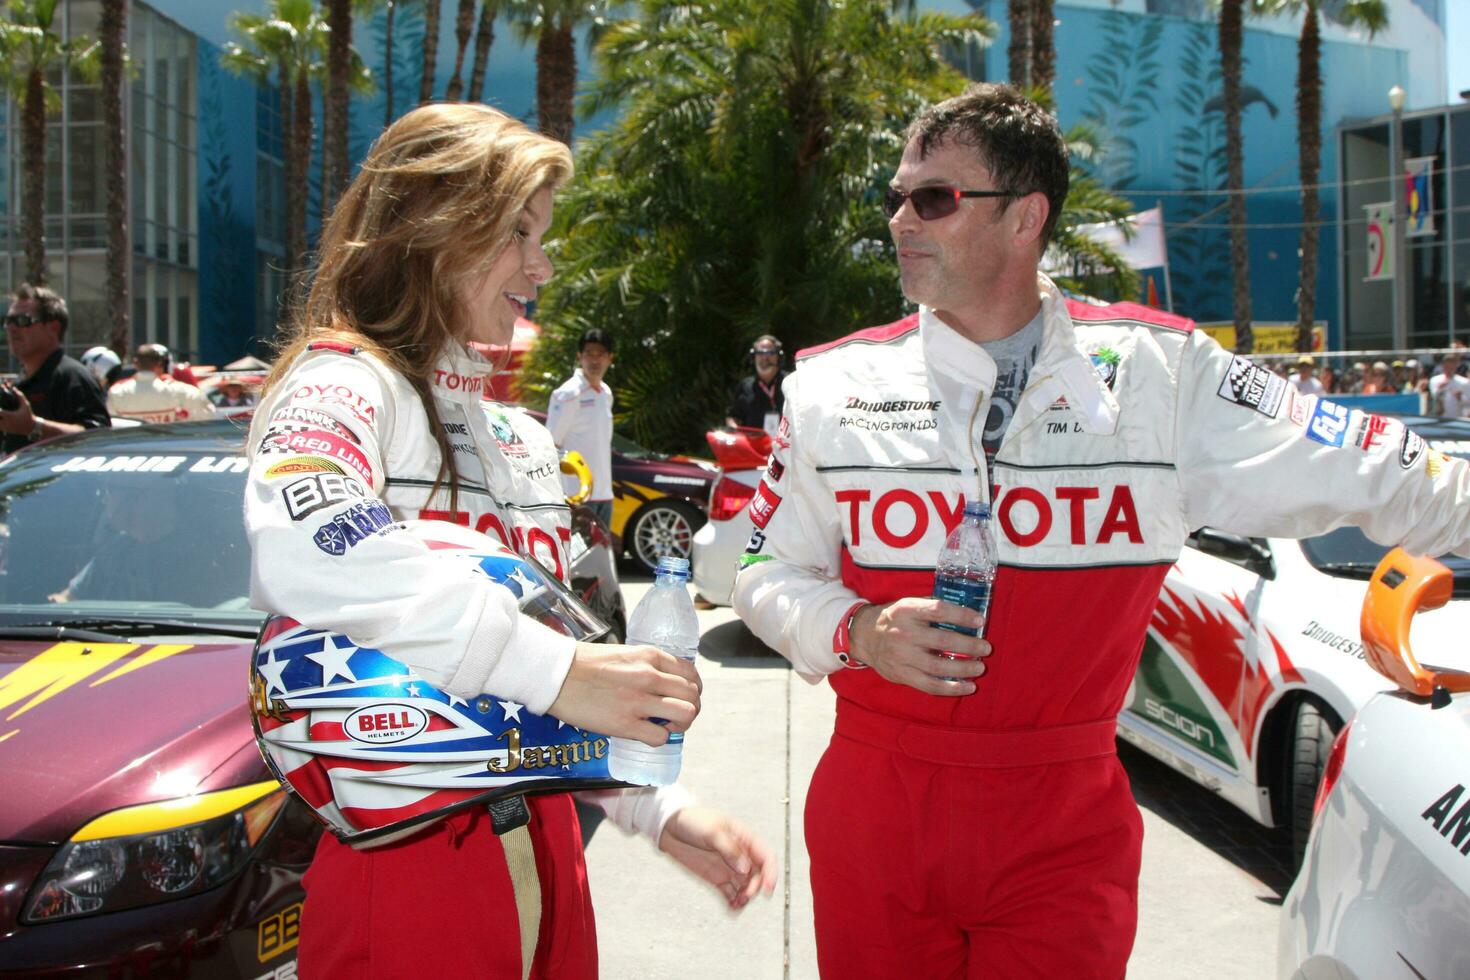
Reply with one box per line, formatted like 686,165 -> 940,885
1148,586 -> 1304,759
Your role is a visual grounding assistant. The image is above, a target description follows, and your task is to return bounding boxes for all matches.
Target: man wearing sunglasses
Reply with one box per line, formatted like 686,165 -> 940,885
0,283 -> 109,454
733,83 -> 1470,979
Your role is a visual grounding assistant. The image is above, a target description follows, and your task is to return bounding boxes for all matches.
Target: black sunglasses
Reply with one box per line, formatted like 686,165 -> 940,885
3,313 -> 41,329
882,185 -> 1016,221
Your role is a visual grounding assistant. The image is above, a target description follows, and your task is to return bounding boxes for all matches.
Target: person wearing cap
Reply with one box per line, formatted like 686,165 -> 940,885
1291,355 -> 1323,397
107,343 -> 217,423
80,345 -> 126,388
545,327 -> 615,527
1360,361 -> 1393,395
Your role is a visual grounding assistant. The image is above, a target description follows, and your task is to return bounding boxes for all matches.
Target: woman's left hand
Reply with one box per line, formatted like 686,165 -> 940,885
658,806 -> 778,910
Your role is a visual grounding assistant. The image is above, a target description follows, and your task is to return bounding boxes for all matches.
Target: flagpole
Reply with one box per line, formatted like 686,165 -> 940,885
1157,199 -> 1176,313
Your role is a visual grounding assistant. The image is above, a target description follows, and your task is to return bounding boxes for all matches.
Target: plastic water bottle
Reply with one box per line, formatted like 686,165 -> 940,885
932,501 -> 997,681
608,556 -> 700,786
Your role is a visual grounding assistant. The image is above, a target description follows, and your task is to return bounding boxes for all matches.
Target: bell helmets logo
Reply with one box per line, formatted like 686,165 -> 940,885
344,703 -> 430,744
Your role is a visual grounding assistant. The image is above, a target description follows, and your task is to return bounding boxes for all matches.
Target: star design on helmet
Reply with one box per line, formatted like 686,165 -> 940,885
305,634 -> 358,685
498,699 -> 525,722
257,648 -> 292,695
508,566 -> 539,594
447,693 -> 469,709
407,683 -> 421,697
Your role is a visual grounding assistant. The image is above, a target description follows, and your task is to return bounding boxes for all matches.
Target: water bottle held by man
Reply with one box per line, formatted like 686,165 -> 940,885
932,501 -> 997,682
608,556 -> 700,786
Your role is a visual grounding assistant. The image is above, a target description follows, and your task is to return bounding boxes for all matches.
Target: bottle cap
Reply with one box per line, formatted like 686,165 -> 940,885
963,501 -> 991,520
656,556 -> 691,579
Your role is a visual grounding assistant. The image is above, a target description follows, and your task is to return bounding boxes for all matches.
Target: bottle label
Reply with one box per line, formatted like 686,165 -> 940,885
932,577 -> 991,640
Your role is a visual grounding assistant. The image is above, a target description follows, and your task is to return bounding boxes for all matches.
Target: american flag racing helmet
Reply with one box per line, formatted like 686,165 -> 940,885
250,529 -> 624,845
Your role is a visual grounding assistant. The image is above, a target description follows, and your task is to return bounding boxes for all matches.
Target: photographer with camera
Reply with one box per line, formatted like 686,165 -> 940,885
0,283 -> 109,454
725,334 -> 788,435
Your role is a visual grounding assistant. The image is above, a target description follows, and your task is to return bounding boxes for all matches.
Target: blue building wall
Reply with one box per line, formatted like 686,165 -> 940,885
980,1 -> 1408,345
195,38 -> 261,363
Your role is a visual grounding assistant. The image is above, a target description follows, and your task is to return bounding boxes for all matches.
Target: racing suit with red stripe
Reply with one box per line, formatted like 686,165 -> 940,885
732,274 -> 1470,979
245,342 -> 690,979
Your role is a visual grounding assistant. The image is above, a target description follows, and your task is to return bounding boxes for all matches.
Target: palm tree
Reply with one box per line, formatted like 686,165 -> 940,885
468,1 -> 497,101
419,0 -> 441,103
505,0 -> 612,144
321,0 -> 375,219
1007,0 -> 1029,86
224,0 -> 331,286
382,0 -> 396,125
522,0 -> 997,448
1255,0 -> 1387,352
1218,0 -> 1252,352
1029,0 -> 1054,98
100,0 -> 127,356
0,0 -> 99,285
445,0 -> 475,99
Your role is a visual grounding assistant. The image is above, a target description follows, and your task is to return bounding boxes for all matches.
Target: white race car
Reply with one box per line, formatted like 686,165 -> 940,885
697,414 -> 1470,863
1278,548 -> 1470,979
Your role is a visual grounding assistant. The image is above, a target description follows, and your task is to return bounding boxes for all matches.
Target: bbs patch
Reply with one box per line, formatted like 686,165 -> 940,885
281,472 -> 366,520
1216,355 -> 1286,418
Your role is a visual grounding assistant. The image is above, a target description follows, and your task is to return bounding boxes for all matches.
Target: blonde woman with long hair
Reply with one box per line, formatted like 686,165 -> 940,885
245,103 -> 774,978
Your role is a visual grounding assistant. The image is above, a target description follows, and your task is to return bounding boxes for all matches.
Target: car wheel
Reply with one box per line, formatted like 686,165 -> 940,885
627,500 -> 704,575
1289,697 -> 1342,870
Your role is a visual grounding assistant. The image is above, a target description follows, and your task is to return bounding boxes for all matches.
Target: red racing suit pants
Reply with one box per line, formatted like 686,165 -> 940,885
298,793 -> 597,979
805,701 -> 1142,979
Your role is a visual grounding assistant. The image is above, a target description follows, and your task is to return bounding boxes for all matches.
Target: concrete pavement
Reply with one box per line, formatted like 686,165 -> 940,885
584,579 -> 1281,979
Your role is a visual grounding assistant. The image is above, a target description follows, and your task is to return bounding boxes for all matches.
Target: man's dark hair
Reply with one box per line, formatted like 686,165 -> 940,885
133,343 -> 169,371
905,83 -> 1070,249
577,328 -> 613,353
11,282 -> 69,337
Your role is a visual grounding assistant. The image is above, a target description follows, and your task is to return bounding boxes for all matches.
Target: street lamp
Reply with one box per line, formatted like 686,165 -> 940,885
1388,84 -> 1408,351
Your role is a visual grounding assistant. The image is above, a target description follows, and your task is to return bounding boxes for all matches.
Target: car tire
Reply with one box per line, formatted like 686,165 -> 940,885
626,499 -> 705,576
1289,697 -> 1342,870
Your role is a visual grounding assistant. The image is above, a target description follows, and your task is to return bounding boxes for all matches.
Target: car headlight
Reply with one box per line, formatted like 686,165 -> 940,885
23,781 -> 286,923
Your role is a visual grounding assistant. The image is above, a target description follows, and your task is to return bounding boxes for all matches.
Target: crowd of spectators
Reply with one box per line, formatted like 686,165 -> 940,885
1263,344 -> 1470,418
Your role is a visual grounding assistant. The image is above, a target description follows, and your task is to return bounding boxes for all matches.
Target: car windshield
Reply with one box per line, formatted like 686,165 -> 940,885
611,431 -> 662,460
0,446 -> 260,628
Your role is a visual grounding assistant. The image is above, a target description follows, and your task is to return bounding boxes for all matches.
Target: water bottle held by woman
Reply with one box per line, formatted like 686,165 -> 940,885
932,501 -> 997,681
608,556 -> 700,786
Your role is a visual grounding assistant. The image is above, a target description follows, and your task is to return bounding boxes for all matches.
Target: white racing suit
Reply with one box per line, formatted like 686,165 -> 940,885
245,340 -> 687,978
107,370 -> 216,422
733,274 -> 1470,979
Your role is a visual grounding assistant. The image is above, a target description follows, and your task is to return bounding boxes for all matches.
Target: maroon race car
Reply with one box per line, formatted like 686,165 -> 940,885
0,418 -> 625,977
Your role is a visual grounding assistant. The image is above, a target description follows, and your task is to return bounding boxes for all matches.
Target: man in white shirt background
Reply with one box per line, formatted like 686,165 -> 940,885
1429,353 -> 1470,418
1290,354 -> 1324,396
546,328 -> 615,526
107,343 -> 217,423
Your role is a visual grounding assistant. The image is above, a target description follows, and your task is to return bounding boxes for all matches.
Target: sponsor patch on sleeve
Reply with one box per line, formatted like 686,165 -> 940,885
280,472 -> 367,520
312,500 -> 401,555
774,414 -> 791,449
766,455 -> 786,483
263,456 -> 347,480
1304,400 -> 1352,448
1400,428 -> 1426,468
1351,413 -> 1394,453
268,405 -> 362,443
748,480 -> 782,529
1216,355 -> 1287,418
258,428 -> 374,484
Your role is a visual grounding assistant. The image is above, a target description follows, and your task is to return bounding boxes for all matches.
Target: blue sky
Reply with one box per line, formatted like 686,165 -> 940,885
1450,1 -> 1469,102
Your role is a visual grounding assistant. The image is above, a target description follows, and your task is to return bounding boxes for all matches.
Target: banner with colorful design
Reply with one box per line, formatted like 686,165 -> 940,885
1363,202 -> 1393,281
1404,156 -> 1434,238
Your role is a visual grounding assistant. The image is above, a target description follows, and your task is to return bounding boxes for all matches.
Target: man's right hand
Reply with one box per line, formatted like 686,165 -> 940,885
849,598 -> 990,696
549,642 -> 703,745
